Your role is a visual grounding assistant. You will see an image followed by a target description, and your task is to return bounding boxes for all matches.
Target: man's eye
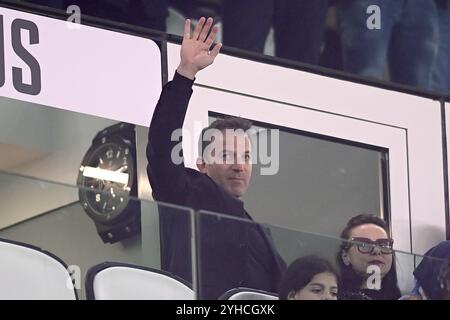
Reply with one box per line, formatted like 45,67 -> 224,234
244,154 -> 251,161
378,242 -> 391,247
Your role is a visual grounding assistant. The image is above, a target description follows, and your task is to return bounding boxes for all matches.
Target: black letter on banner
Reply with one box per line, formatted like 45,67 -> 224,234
11,19 -> 41,95
0,15 -> 5,87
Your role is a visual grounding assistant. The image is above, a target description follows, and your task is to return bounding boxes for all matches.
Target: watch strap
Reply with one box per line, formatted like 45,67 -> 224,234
93,122 -> 136,144
95,207 -> 141,244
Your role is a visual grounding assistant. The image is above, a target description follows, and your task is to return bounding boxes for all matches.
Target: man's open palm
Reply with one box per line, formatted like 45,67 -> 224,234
178,17 -> 222,79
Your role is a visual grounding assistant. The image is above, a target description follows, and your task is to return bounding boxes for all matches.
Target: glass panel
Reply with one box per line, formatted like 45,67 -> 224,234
196,208 -> 450,300
0,170 -> 195,299
208,113 -> 388,238
1,171 -> 449,300
0,96 -> 117,186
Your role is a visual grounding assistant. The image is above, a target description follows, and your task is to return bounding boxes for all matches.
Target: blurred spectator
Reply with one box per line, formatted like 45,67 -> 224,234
278,255 -> 339,300
222,0 -> 329,65
24,0 -> 169,31
337,214 -> 401,300
319,5 -> 343,70
337,0 -> 439,90
170,0 -> 221,20
22,0 -> 64,8
401,240 -> 450,300
431,0 -> 450,94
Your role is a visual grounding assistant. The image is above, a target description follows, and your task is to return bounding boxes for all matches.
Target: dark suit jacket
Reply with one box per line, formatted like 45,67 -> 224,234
147,72 -> 286,299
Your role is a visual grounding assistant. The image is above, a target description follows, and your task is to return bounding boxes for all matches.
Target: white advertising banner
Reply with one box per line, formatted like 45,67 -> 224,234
0,6 -> 161,126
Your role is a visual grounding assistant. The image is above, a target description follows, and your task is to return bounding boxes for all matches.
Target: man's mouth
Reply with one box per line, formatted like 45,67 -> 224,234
368,260 -> 384,266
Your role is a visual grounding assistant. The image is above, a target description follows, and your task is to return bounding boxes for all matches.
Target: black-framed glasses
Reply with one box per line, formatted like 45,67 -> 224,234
349,237 -> 394,254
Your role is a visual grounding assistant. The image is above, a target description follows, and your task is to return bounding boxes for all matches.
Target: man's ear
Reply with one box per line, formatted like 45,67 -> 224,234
341,250 -> 351,266
197,157 -> 207,173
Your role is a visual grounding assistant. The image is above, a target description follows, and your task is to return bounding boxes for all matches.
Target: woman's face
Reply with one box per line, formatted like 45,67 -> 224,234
288,272 -> 338,300
342,223 -> 393,279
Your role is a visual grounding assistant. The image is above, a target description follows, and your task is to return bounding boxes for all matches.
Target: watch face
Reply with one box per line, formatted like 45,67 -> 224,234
78,135 -> 136,224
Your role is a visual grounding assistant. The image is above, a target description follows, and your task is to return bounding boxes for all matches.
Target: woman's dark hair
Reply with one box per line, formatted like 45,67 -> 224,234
337,214 -> 401,300
278,255 -> 338,300
413,240 -> 450,300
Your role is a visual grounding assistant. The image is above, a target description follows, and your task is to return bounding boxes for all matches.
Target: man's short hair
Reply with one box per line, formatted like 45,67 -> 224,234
198,117 -> 253,158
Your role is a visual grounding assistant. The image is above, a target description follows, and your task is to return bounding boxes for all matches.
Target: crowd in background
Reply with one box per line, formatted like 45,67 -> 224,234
22,0 -> 450,94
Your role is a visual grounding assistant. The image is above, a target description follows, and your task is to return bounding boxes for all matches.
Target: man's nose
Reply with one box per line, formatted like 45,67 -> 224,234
371,245 -> 382,255
231,162 -> 244,171
322,292 -> 334,300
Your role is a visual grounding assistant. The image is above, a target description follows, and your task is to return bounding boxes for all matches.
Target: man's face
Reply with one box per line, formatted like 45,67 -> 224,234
198,130 -> 252,198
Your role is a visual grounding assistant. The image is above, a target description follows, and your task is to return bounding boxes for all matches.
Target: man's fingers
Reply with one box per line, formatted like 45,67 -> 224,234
205,25 -> 219,48
199,17 -> 213,42
210,43 -> 222,59
192,17 -> 205,40
183,19 -> 191,39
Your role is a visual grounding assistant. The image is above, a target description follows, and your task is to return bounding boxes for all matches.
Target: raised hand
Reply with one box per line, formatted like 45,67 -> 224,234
177,17 -> 223,80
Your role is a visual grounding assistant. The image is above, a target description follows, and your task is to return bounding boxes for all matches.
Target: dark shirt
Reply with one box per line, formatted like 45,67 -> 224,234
147,72 -> 286,299
338,270 -> 401,300
338,288 -> 401,300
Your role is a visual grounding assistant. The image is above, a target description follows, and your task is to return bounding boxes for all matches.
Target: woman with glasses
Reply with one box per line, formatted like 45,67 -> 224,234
337,214 -> 401,300
278,255 -> 339,300
401,240 -> 450,300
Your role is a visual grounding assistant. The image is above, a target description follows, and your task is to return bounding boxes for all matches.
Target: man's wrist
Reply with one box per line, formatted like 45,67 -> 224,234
176,64 -> 198,80
173,70 -> 195,88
